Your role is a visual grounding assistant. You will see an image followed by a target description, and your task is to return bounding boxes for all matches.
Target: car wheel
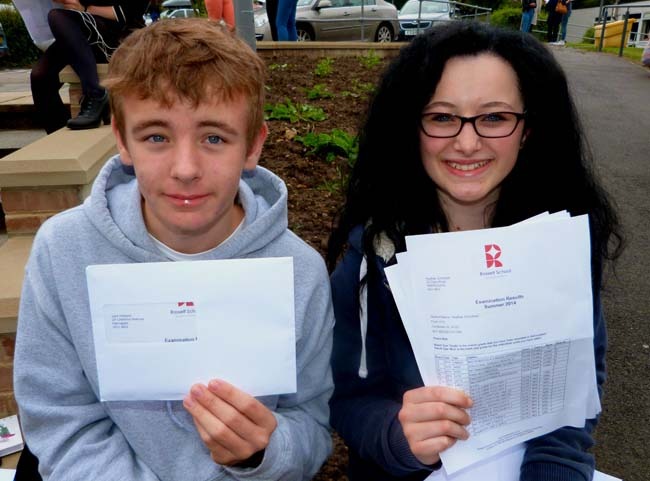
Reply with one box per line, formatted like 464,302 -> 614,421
375,23 -> 393,43
297,24 -> 314,41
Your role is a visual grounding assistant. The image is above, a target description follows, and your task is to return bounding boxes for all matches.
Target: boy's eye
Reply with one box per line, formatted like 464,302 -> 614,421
206,135 -> 223,145
147,134 -> 166,143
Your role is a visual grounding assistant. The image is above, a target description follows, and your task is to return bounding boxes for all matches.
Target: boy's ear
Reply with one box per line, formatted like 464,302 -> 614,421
244,122 -> 268,170
112,119 -> 133,166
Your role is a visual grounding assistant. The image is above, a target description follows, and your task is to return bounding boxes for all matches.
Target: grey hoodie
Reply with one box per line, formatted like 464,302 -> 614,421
14,155 -> 334,481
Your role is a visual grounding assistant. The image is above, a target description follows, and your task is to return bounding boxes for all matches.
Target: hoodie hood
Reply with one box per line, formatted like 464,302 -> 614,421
83,155 -> 289,261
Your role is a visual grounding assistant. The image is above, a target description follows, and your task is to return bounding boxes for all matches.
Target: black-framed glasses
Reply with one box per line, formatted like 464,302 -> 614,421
420,111 -> 526,139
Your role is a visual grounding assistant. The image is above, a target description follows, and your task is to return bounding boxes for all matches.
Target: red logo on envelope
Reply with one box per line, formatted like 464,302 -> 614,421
177,301 -> 195,307
484,245 -> 503,268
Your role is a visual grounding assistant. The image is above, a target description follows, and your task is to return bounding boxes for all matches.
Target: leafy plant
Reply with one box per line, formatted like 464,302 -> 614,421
318,166 -> 346,194
489,7 -> 522,30
314,58 -> 334,77
295,129 -> 358,166
269,63 -> 289,71
264,98 -> 327,122
582,27 -> 596,44
305,83 -> 334,100
359,50 -> 381,69
0,8 -> 41,68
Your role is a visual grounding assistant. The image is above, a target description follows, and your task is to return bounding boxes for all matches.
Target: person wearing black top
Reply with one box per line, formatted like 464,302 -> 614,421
30,0 -> 148,133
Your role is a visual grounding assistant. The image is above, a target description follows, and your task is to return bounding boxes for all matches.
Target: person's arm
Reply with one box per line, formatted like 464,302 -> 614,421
520,295 -> 606,481
330,247 -> 437,476
185,252 -> 334,480
14,236 -> 160,481
54,0 -> 118,20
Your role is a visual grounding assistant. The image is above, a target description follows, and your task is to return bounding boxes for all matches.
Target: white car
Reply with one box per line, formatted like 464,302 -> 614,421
255,0 -> 399,42
398,0 -> 453,41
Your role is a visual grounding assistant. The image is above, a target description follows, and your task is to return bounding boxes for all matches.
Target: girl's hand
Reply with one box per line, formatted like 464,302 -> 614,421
398,386 -> 473,465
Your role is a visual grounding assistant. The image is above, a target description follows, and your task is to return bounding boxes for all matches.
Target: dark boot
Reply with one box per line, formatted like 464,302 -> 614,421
67,90 -> 110,130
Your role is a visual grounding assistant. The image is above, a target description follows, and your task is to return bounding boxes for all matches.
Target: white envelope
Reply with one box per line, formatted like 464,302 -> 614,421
86,257 -> 296,401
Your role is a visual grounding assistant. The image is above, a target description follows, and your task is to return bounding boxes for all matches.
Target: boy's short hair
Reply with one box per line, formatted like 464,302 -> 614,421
105,19 -> 266,147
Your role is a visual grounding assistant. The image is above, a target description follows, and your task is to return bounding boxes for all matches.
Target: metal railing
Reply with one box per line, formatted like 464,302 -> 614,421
597,3 -> 650,56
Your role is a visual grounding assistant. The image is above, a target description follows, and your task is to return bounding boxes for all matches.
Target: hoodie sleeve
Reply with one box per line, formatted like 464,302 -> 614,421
14,236 -> 160,481
223,251 -> 334,480
329,246 -> 435,477
520,295 -> 606,481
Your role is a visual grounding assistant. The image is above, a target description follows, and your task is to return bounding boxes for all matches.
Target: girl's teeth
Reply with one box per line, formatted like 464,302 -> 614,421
448,160 -> 489,171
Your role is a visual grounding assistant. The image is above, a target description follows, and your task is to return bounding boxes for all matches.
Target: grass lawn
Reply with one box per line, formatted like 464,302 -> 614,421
568,42 -> 643,63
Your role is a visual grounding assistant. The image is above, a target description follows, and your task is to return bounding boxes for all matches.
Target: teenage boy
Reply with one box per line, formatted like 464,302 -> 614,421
14,19 -> 334,480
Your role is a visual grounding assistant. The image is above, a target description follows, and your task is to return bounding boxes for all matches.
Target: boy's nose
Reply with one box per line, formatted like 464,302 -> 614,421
171,142 -> 201,181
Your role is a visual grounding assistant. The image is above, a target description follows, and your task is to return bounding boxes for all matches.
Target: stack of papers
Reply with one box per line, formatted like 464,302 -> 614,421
385,212 -> 600,475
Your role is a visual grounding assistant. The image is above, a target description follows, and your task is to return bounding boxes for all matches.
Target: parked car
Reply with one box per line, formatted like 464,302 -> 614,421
161,8 -> 197,19
398,0 -> 453,41
255,0 -> 399,42
161,0 -> 192,8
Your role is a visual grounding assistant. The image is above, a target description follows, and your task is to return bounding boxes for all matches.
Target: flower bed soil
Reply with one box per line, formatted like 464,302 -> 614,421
260,53 -> 391,480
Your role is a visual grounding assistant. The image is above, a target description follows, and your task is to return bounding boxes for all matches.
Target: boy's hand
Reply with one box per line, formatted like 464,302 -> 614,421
398,386 -> 473,466
183,380 -> 277,466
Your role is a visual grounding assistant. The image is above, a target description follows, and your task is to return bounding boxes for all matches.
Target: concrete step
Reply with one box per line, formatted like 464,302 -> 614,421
0,129 -> 47,158
0,88 -> 70,130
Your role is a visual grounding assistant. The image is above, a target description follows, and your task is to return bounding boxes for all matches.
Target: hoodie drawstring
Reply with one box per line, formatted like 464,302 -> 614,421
358,256 -> 368,379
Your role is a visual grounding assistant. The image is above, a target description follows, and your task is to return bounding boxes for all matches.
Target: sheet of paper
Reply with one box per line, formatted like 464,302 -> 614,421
388,215 -> 599,473
87,257 -> 296,401
0,469 -> 16,481
12,0 -> 57,48
424,443 -> 621,481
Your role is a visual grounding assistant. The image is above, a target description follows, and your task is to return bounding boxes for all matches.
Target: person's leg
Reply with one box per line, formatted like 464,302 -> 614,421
47,9 -> 105,98
266,0 -> 279,40
205,0 -> 224,22
552,14 -> 561,42
521,8 -> 535,32
276,0 -> 292,40
560,12 -> 570,41
30,41 -> 71,134
287,0 -> 297,41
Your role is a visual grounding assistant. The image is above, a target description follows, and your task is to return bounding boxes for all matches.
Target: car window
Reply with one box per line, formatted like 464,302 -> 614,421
347,0 -> 376,5
401,0 -> 449,14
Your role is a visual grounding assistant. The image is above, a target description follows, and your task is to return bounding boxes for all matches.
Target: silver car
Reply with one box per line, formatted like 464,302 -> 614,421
255,0 -> 399,42
398,0 -> 453,41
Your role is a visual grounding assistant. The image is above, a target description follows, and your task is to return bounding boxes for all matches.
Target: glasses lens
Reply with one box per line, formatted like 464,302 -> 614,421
421,113 -> 462,138
475,112 -> 519,138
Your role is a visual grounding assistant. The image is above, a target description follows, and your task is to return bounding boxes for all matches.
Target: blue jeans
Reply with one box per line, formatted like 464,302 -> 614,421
520,9 -> 534,33
276,0 -> 297,41
560,11 -> 571,41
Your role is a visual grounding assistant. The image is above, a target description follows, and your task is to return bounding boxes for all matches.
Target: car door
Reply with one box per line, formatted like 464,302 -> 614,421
309,0 -> 358,41
348,0 -> 381,41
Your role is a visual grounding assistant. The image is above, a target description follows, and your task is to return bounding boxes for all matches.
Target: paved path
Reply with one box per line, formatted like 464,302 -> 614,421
551,47 -> 650,481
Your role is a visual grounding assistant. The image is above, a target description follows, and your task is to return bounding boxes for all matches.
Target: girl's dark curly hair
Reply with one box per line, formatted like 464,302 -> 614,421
327,21 -> 622,290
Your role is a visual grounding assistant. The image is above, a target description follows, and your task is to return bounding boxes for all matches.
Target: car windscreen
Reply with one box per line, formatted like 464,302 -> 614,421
400,0 -> 449,14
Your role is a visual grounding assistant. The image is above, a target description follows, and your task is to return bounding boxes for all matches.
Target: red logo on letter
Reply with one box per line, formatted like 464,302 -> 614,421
484,244 -> 503,268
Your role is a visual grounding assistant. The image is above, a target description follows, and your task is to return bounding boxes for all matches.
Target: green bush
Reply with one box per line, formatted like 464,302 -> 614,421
489,7 -> 522,30
0,8 -> 41,68
583,26 -> 595,44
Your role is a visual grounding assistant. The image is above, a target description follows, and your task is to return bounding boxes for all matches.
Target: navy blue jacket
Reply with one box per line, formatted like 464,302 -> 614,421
330,226 -> 606,481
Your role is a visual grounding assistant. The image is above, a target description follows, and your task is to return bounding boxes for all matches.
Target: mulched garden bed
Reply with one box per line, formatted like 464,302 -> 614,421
260,53 -> 392,480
